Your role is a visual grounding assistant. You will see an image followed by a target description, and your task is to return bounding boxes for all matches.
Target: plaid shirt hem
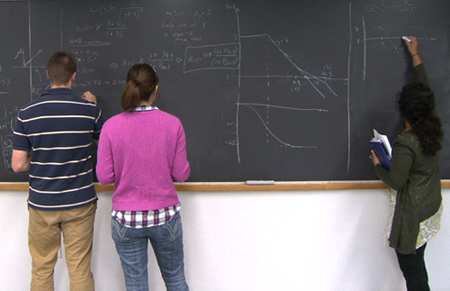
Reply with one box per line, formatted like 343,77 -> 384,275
112,203 -> 181,228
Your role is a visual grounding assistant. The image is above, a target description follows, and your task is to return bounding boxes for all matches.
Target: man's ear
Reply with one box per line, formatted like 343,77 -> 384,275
71,72 -> 77,83
46,70 -> 50,80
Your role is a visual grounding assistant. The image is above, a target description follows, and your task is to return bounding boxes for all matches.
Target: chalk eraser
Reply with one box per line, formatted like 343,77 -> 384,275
245,180 -> 275,185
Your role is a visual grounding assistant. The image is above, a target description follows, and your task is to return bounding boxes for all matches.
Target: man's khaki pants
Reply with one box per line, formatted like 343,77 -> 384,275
28,202 -> 96,291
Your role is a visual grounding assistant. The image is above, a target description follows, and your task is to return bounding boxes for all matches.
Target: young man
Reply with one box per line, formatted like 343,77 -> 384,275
12,51 -> 104,291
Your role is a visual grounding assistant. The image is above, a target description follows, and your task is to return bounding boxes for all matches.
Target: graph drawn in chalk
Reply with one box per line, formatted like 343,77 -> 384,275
359,16 -> 437,80
183,5 -> 351,165
239,103 -> 321,149
12,49 -> 45,69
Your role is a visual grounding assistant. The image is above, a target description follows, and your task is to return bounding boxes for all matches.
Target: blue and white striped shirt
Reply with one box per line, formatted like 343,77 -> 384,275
13,88 -> 104,210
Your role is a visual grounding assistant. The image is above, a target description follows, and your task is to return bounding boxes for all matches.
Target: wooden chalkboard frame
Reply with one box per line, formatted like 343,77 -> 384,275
1,181 -> 450,191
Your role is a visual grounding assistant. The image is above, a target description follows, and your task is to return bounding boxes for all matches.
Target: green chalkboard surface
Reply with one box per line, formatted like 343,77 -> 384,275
1,0 -> 450,182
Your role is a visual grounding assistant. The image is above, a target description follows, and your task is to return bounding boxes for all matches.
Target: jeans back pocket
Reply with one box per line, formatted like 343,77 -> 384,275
111,218 -> 130,242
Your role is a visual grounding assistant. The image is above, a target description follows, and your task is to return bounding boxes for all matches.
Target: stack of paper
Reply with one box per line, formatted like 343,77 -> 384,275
370,129 -> 392,170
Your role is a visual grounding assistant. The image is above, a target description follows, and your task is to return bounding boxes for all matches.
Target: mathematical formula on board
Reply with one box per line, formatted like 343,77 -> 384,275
0,0 -> 447,181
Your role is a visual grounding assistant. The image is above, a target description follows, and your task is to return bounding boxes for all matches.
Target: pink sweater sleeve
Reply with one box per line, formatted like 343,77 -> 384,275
172,123 -> 191,182
96,128 -> 115,185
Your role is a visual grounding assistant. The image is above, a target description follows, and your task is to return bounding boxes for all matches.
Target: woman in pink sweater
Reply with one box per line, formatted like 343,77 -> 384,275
96,64 -> 191,291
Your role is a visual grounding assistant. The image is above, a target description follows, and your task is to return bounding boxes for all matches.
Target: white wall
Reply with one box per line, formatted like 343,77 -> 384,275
1,188 -> 449,291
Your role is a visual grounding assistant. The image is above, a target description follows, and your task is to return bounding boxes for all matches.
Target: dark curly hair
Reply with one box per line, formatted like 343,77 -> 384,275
397,82 -> 443,156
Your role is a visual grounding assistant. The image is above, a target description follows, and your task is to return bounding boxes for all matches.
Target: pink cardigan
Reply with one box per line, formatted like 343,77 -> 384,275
96,109 -> 190,211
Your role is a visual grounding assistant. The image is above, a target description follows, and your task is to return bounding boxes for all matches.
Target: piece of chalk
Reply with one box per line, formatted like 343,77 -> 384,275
245,180 -> 275,185
402,36 -> 412,43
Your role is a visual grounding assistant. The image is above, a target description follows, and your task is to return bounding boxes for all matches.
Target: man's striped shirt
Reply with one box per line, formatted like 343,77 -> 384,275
13,88 -> 104,210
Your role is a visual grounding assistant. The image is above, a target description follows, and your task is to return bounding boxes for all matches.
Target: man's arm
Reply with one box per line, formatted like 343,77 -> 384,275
12,150 -> 31,172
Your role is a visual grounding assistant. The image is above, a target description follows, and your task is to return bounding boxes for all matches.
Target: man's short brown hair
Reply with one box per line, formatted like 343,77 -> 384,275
47,51 -> 77,85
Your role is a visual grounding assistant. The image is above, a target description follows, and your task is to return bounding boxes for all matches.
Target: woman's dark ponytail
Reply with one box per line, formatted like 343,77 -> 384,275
121,64 -> 158,111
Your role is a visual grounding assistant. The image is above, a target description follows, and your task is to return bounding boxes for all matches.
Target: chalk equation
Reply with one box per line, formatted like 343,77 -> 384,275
90,4 -> 143,20
1,135 -> 13,171
184,43 -> 239,73
365,2 -> 415,14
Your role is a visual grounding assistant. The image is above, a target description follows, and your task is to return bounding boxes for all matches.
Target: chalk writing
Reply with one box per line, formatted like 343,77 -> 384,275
106,30 -> 124,38
69,5 -> 142,48
2,135 -> 13,171
184,43 -> 240,72
274,38 -> 289,46
161,8 -> 210,44
106,51 -> 184,71
391,3 -> 415,13
320,64 -> 333,78
90,4 -> 117,14
365,3 -> 415,13
76,24 -> 102,32
106,20 -> 127,38
71,50 -> 99,64
70,38 -> 112,47
0,78 -> 11,87
119,7 -> 143,19
291,79 -> 302,92
80,68 -> 94,74
193,9 -> 212,18
73,79 -> 126,88
365,4 -> 387,13
149,50 -> 183,63
225,139 -> 238,146
107,21 -> 127,29
32,84 -> 50,96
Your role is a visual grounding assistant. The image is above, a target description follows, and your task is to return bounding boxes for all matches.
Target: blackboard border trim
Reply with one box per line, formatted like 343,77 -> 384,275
1,180 -> 450,191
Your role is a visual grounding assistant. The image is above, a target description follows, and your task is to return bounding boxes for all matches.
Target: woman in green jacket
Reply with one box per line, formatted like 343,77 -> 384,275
372,36 -> 444,291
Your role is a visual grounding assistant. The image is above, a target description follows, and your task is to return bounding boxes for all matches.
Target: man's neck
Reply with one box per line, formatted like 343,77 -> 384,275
50,84 -> 71,89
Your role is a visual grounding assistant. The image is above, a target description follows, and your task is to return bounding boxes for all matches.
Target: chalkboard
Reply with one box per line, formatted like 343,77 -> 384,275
1,0 -> 450,182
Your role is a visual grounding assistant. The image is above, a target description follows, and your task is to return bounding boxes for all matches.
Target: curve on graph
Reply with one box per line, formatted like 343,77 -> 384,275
240,103 -> 317,149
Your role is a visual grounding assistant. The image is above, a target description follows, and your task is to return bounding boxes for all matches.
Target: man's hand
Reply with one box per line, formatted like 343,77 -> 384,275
82,91 -> 97,105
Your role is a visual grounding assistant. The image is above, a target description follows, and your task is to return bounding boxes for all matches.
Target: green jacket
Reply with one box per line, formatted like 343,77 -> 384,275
375,64 -> 442,255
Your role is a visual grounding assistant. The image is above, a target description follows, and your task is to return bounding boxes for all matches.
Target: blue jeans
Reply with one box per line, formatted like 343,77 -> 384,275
111,212 -> 189,291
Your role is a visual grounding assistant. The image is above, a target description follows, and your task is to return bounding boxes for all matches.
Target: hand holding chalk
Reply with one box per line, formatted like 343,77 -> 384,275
402,36 -> 421,66
402,36 -> 412,43
82,91 -> 98,105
